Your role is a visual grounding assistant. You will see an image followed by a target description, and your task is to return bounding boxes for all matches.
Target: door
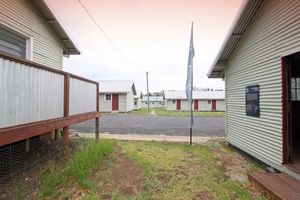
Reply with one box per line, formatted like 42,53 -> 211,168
176,100 -> 181,110
212,100 -> 216,111
283,52 -> 300,167
194,100 -> 198,110
112,94 -> 119,111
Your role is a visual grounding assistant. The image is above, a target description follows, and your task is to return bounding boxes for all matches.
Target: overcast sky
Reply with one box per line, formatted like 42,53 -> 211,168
45,0 -> 243,94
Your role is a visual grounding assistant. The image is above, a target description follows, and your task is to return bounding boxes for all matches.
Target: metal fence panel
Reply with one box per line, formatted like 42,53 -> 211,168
69,77 -> 97,115
0,58 -> 64,128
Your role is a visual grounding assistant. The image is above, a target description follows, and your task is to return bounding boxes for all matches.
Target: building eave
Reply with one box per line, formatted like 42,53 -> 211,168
207,0 -> 263,78
33,0 -> 81,56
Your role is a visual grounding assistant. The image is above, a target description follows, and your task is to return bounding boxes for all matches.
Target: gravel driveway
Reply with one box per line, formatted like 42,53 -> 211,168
70,114 -> 225,137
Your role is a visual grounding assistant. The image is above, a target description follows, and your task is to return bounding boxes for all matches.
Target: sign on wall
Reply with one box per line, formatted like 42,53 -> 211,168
246,85 -> 260,117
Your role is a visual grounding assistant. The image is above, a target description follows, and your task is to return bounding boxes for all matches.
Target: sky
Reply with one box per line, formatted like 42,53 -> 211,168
45,0 -> 243,94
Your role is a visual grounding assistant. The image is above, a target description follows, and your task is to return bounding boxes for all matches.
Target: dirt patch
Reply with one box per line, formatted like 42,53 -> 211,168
214,146 -> 251,182
95,145 -> 145,199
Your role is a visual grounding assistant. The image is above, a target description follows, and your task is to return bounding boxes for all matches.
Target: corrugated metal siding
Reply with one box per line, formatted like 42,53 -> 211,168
0,58 -> 64,128
225,0 -> 300,169
69,78 -> 97,115
0,0 -> 63,69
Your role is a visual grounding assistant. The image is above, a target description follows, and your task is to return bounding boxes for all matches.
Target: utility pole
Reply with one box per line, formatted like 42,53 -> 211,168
146,71 -> 150,111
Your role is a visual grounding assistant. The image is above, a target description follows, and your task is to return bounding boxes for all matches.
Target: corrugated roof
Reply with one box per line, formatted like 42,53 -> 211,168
164,90 -> 225,100
98,80 -> 137,95
207,0 -> 263,78
33,0 -> 81,56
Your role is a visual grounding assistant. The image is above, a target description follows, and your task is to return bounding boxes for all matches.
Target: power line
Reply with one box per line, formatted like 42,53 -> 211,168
77,0 -> 140,72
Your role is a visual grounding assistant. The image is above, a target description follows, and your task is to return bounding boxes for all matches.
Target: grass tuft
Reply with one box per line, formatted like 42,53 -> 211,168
37,138 -> 115,198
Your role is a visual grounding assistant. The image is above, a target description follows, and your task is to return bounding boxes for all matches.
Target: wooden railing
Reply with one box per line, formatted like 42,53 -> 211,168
0,51 -> 100,149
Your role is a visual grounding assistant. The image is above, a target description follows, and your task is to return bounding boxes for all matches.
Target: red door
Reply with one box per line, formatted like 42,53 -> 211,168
176,100 -> 181,110
194,100 -> 198,110
112,94 -> 119,111
212,100 -> 216,111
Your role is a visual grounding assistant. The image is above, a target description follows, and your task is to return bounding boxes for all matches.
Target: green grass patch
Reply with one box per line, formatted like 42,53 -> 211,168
132,108 -> 225,117
37,138 -> 115,198
119,140 -> 265,200
15,139 -> 265,199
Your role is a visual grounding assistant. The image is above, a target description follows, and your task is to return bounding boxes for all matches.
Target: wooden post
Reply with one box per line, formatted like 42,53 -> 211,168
95,117 -> 99,139
63,127 -> 69,159
64,74 -> 70,158
25,138 -> 30,152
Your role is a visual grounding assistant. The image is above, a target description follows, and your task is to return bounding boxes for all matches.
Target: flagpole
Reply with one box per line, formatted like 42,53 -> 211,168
186,22 -> 194,146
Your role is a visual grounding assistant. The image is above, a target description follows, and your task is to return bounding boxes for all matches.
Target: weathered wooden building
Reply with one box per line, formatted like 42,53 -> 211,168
207,0 -> 300,179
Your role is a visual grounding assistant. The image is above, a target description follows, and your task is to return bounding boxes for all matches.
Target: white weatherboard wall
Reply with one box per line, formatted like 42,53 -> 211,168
119,94 -> 126,112
69,78 -> 97,115
99,94 -> 112,112
216,100 -> 225,111
1,0 -> 63,69
126,89 -> 135,112
225,0 -> 300,170
198,100 -> 212,111
0,58 -> 64,128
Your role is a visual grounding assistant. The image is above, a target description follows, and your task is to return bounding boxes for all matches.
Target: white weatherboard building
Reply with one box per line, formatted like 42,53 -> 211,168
164,91 -> 225,111
99,80 -> 137,112
208,0 -> 300,179
0,0 -> 80,68
134,90 -> 142,110
141,96 -> 165,109
0,0 -> 99,147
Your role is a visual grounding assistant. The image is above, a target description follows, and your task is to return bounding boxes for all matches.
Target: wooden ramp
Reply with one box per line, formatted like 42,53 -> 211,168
248,172 -> 300,200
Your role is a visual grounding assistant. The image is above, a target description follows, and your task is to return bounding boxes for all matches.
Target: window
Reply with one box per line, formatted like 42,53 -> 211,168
207,100 -> 211,104
0,24 -> 32,60
291,78 -> 300,101
172,100 -> 176,104
105,94 -> 112,101
134,100 -> 137,106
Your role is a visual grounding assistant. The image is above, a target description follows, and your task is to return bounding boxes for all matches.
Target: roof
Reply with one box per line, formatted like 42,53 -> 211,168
164,90 -> 225,100
98,80 -> 137,95
33,0 -> 81,56
134,90 -> 143,99
141,96 -> 164,102
207,0 -> 263,78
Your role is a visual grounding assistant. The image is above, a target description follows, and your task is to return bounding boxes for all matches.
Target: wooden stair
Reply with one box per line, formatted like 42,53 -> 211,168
248,172 -> 300,200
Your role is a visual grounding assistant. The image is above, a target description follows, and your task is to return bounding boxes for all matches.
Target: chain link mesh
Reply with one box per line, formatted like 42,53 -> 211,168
0,132 -> 78,199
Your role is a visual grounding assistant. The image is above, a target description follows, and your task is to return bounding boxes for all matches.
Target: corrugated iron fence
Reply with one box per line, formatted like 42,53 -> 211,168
0,51 -> 100,198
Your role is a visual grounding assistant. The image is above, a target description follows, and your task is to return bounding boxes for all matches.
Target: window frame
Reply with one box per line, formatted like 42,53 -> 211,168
291,77 -> 300,101
0,22 -> 33,60
104,94 -> 112,101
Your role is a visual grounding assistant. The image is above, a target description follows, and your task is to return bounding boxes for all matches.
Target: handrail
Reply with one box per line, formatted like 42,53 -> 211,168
0,51 -> 100,147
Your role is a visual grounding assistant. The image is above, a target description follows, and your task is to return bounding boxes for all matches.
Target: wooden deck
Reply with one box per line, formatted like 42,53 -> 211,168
248,172 -> 300,200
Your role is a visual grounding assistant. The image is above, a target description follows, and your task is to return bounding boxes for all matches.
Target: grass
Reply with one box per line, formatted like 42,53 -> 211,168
120,140 -> 264,199
128,108 -> 225,117
37,138 -> 115,199
17,138 -> 265,199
